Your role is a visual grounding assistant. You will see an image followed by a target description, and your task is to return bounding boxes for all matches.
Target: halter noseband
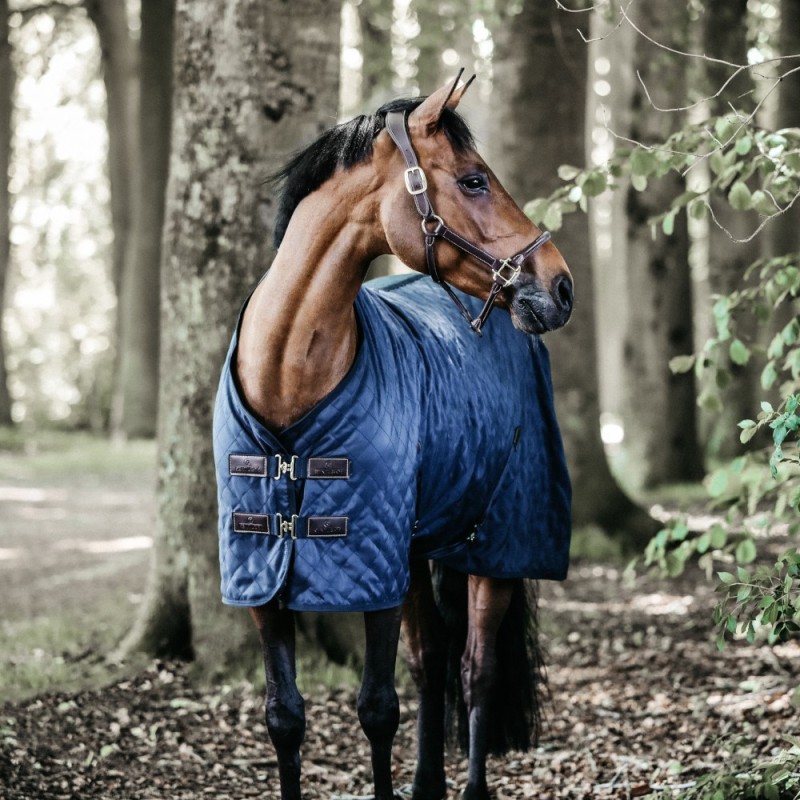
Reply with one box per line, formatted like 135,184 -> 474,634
385,110 -> 551,335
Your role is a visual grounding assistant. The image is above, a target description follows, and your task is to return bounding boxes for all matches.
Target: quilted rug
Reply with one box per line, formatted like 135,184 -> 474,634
213,274 -> 571,612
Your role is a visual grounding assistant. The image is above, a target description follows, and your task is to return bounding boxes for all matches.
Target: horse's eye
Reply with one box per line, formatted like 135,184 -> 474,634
458,174 -> 489,194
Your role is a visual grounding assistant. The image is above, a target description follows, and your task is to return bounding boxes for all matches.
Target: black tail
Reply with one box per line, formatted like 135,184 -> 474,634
431,564 -> 547,755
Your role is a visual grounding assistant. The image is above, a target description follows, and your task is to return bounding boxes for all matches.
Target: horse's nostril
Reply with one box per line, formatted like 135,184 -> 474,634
554,275 -> 573,311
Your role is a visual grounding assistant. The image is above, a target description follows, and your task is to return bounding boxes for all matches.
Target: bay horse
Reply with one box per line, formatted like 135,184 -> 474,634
213,75 -> 573,800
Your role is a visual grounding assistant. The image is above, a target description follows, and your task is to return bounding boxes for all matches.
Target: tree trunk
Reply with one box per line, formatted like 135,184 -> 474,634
0,0 -> 12,427
355,0 -> 393,105
700,0 -> 760,459
110,0 -> 174,439
489,1 -> 656,547
125,0 -> 341,673
619,2 -> 703,488
588,4 -> 636,424
769,0 -> 800,257
84,0 -> 138,299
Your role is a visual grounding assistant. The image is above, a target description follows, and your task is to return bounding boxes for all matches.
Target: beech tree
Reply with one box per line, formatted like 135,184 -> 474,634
126,0 -> 342,670
110,0 -> 174,439
0,0 -> 12,426
489,0 -> 656,545
617,2 -> 703,488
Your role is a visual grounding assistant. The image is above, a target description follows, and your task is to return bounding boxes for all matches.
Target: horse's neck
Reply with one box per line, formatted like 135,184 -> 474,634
236,189 -> 382,431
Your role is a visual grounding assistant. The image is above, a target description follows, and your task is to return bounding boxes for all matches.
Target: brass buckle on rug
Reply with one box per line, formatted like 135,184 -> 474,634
273,454 -> 298,481
275,513 -> 299,539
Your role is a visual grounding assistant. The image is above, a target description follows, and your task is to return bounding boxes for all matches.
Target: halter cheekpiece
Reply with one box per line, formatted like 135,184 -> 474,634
385,110 -> 551,335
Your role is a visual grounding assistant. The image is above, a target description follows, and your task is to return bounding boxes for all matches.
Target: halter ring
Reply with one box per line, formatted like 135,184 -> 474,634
421,215 -> 445,236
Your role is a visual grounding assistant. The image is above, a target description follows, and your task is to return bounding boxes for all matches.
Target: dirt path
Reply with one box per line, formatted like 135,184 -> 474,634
1,438 -> 799,798
0,439 -> 154,701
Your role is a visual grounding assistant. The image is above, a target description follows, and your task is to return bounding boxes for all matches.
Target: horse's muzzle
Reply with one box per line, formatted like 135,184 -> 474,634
510,275 -> 573,334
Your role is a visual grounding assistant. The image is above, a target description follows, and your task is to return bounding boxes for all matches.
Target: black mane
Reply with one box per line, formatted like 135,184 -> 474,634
271,97 -> 476,248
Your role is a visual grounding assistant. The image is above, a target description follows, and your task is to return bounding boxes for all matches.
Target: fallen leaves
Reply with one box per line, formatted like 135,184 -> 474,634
1,562 -> 798,798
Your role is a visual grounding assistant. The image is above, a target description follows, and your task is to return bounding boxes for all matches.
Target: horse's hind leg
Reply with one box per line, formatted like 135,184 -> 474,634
250,604 -> 305,800
401,560 -> 448,800
359,605 -> 402,800
461,575 -> 513,800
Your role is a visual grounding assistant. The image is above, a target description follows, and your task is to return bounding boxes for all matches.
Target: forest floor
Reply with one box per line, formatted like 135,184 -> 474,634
1,433 -> 799,799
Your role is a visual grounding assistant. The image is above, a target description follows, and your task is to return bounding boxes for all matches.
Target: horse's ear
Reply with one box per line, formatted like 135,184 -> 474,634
410,70 -> 476,135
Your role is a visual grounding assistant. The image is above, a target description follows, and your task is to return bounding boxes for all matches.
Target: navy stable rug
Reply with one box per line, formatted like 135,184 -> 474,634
213,274 -> 571,612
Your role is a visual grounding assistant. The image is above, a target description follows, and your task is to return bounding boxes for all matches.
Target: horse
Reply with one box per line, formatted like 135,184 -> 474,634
212,74 -> 573,800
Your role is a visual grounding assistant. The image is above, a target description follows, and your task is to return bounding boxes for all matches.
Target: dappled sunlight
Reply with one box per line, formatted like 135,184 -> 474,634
630,592 -> 695,616
52,535 -> 152,555
0,485 -> 55,502
542,593 -> 695,617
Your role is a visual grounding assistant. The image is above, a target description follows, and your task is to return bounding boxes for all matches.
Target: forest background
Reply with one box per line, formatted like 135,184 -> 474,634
0,0 -> 799,798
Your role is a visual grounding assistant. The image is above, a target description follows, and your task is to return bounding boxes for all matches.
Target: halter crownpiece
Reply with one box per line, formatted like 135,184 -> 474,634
385,109 -> 551,335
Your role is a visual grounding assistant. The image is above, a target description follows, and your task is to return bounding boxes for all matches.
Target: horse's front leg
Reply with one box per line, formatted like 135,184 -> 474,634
250,604 -> 305,800
461,575 -> 513,800
401,560 -> 448,800
359,605 -> 403,800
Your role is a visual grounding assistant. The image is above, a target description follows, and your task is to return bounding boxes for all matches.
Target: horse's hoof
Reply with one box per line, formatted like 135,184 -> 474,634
460,784 -> 490,800
402,781 -> 447,800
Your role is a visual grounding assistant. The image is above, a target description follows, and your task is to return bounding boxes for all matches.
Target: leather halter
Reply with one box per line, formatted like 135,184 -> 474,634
385,109 -> 551,335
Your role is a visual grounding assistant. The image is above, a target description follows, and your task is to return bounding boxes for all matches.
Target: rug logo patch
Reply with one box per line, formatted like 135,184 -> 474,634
232,512 -> 271,534
307,457 -> 351,479
307,516 -> 349,538
229,454 -> 268,477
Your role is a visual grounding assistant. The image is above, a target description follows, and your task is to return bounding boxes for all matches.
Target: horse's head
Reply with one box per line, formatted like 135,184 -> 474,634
376,77 -> 573,335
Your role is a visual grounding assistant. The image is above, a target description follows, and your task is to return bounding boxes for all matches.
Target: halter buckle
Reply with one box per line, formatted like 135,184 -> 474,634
492,259 -> 522,288
404,166 -> 428,196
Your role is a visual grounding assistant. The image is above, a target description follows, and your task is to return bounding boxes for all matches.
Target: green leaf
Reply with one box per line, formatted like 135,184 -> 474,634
581,171 -> 607,197
718,571 -> 736,584
631,173 -> 647,192
542,204 -> 563,231
523,198 -> 549,224
728,180 -> 753,210
750,189 -> 775,216
630,147 -> 658,176
714,116 -> 735,141
735,538 -> 757,564
671,522 -> 689,541
710,525 -> 727,548
665,551 -> 685,577
729,339 -> 750,365
761,362 -> 778,390
735,135 -> 752,155
708,469 -> 728,497
740,424 -> 759,444
689,198 -> 707,219
698,388 -> 723,413
709,149 -> 726,176
567,185 -> 582,203
662,210 -> 676,236
557,164 -> 582,181
669,354 -> 696,373
784,150 -> 800,172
